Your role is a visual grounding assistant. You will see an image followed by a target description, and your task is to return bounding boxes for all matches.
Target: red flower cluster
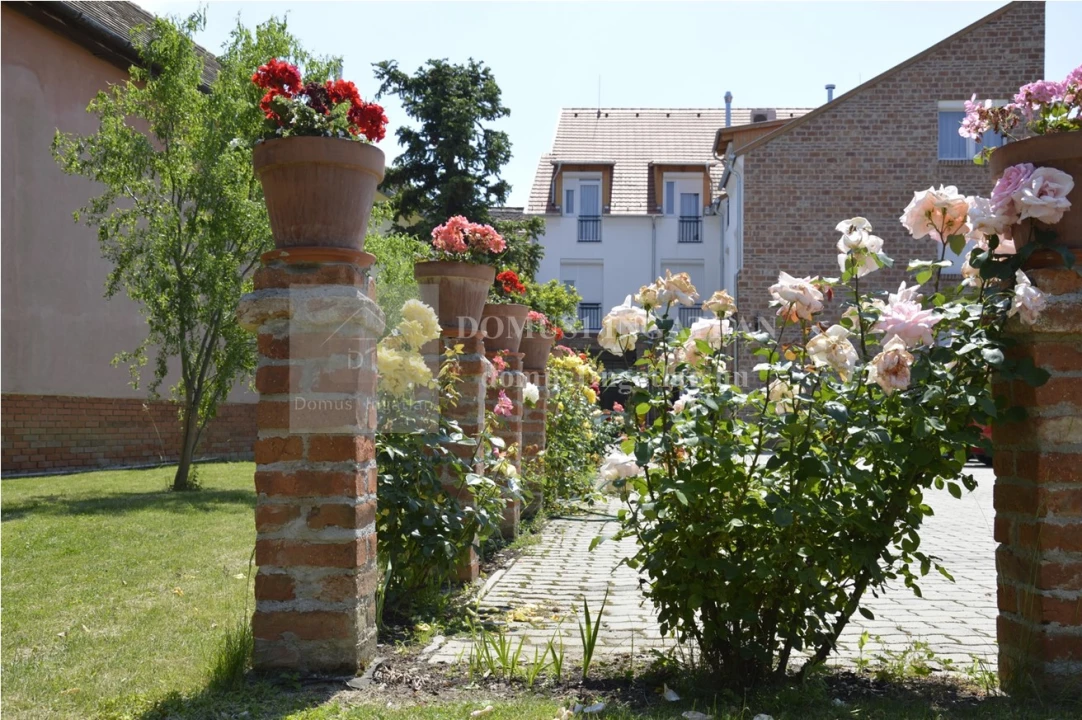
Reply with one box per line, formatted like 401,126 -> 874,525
251,59 -> 387,142
496,270 -> 526,296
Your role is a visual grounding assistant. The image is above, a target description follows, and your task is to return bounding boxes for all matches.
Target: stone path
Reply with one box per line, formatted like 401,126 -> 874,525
428,464 -> 998,671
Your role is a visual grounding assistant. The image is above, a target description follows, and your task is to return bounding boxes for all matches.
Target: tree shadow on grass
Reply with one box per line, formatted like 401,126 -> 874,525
1,488 -> 254,522
130,677 -> 343,720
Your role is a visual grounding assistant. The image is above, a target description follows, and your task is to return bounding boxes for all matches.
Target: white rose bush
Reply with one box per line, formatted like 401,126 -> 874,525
600,175 -> 1071,687
375,299 -> 506,612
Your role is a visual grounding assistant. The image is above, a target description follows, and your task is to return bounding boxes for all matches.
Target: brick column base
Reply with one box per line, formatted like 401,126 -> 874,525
438,329 -> 486,583
521,368 -> 548,520
993,266 -> 1082,697
486,352 -> 524,539
237,248 -> 384,675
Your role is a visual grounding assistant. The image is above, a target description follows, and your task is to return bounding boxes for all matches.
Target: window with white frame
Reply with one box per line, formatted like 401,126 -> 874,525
662,174 -> 703,217
563,173 -> 602,241
937,100 -> 1007,161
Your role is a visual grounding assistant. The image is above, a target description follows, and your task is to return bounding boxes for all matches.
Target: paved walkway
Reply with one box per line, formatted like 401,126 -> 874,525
427,465 -> 998,671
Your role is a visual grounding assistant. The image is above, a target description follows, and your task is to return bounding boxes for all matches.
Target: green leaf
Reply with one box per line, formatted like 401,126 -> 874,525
947,482 -> 962,499
635,402 -> 651,416
981,347 -> 1005,367
773,507 -> 794,527
673,489 -> 689,507
948,234 -> 967,256
858,607 -> 875,621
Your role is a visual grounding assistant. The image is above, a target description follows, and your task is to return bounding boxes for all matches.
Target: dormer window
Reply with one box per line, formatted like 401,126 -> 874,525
663,172 -> 704,243
563,173 -> 602,242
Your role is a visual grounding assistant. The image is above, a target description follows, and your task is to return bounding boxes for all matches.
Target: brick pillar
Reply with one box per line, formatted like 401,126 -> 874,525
993,266 -> 1082,697
236,248 -> 384,675
439,329 -> 487,582
487,352 -> 524,538
521,368 -> 548,520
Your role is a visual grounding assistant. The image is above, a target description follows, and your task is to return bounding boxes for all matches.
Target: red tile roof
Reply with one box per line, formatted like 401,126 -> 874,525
527,107 -> 812,215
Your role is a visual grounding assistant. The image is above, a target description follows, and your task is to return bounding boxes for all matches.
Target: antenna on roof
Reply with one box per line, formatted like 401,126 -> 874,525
597,75 -> 601,119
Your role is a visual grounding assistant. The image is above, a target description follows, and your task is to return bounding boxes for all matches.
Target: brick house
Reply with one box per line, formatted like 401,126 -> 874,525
717,1 -> 1045,377
1,1 -> 256,475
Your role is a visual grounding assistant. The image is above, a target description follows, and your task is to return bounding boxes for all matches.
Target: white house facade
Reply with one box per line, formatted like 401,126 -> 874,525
527,107 -> 810,331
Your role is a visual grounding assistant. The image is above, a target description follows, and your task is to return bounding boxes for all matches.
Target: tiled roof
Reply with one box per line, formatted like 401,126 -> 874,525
527,107 -> 812,215
13,1 -> 219,86
489,206 -> 527,222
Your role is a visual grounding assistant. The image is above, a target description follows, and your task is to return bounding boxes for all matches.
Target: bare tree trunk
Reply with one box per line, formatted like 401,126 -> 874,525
173,397 -> 201,491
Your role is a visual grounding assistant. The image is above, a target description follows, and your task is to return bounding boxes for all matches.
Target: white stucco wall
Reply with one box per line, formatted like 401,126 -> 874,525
535,213 -> 725,316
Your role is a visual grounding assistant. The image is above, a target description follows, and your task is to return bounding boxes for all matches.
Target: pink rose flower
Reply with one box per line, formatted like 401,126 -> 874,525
873,299 -> 941,348
769,271 -> 824,322
990,163 -> 1035,220
1014,167 -> 1075,226
965,195 -> 1013,243
868,335 -> 914,396
899,185 -> 969,242
1010,270 -> 1047,326
494,389 -> 514,417
612,402 -> 624,413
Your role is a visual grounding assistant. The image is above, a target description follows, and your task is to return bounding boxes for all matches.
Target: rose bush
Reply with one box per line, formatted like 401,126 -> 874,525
543,347 -> 606,507
375,300 -> 505,612
600,175 -> 1069,686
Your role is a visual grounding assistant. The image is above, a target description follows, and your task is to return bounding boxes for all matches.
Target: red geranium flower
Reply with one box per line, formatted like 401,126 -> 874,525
496,270 -> 526,296
348,102 -> 388,142
326,78 -> 361,107
252,58 -> 302,96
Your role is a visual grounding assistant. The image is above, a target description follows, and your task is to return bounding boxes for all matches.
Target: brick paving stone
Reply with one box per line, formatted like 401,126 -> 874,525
429,465 -> 999,672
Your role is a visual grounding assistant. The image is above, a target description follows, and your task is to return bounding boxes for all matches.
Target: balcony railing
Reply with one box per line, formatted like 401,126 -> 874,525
678,216 -> 702,243
678,304 -> 704,328
578,303 -> 602,331
578,215 -> 602,242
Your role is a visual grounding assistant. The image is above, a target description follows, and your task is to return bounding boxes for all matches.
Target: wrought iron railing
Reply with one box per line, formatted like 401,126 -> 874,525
578,303 -> 602,331
678,216 -> 702,243
678,304 -> 704,328
578,215 -> 602,242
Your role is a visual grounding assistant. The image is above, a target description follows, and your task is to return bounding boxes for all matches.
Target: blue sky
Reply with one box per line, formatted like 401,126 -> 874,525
137,1 -> 1080,208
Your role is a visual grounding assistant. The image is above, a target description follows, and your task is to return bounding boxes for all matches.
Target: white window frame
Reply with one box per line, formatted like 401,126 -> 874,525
937,99 -> 1008,161
662,173 -> 703,218
562,173 -> 602,218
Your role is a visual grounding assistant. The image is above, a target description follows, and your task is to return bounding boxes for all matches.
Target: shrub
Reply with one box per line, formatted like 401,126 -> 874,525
375,303 -> 507,611
600,180 -> 1066,687
543,347 -> 606,504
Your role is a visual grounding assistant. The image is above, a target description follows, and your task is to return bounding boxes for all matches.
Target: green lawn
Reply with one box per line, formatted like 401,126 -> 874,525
3,462 -> 1075,719
2,463 -> 257,719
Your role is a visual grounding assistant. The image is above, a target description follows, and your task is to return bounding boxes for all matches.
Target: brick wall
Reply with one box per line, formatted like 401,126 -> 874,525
1,394 -> 256,475
735,1 -> 1044,356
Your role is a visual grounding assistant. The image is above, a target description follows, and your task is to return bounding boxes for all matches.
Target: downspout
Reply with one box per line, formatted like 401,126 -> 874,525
650,214 -> 657,285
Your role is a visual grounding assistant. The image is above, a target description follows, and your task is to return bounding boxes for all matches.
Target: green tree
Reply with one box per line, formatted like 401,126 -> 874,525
373,58 -> 511,235
52,13 -> 321,491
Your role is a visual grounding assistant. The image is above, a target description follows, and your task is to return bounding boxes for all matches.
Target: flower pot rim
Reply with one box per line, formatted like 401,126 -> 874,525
482,302 -> 530,313
414,260 -> 497,282
253,136 -> 385,177
990,132 -> 1082,175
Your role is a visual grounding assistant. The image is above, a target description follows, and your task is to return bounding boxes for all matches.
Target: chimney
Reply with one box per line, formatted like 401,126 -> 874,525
826,84 -> 836,102
724,91 -> 733,127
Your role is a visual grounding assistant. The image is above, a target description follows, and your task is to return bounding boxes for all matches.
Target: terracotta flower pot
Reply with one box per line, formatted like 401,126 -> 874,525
414,261 -> 496,331
253,137 -> 384,251
480,303 -> 530,354
990,132 -> 1082,265
519,335 -> 556,370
